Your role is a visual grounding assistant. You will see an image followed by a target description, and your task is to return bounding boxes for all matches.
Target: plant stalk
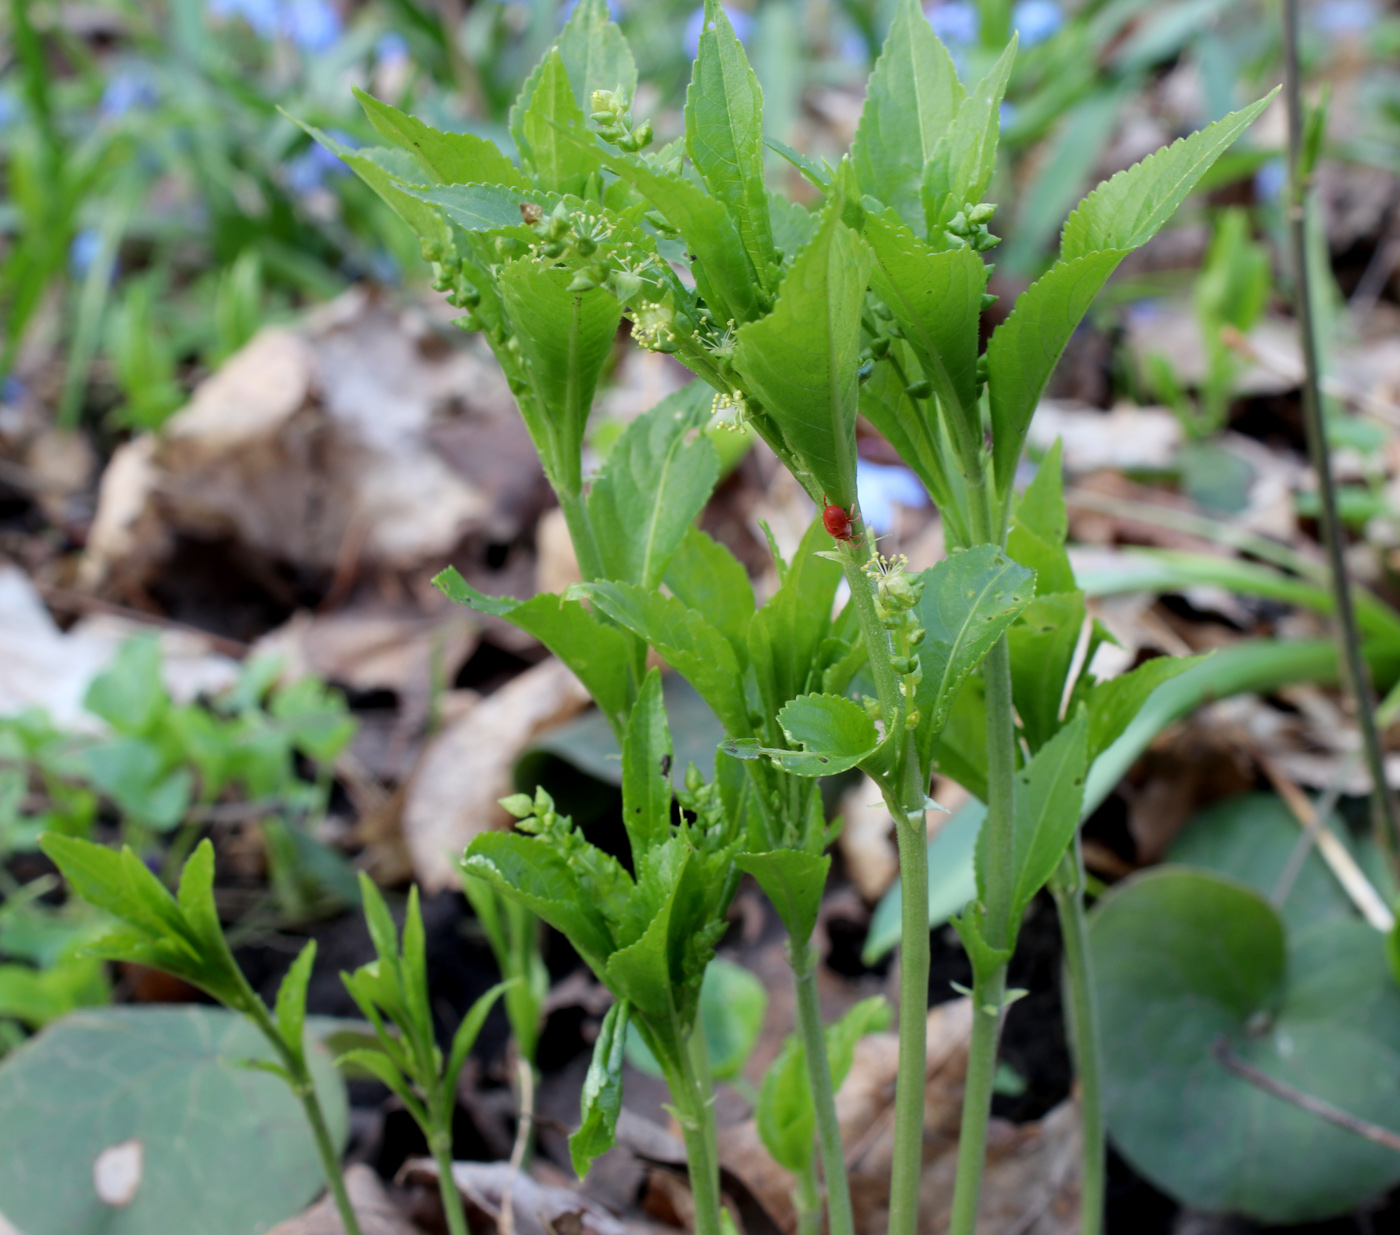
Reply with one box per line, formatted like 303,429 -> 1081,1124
1281,0 -> 1400,865
673,1032 -> 724,1235
888,783 -> 931,1235
790,933 -> 857,1235
1049,843 -> 1105,1235
980,638 -> 1018,949
947,964 -> 1006,1235
793,1159 -> 822,1235
297,1070 -> 364,1235
431,1130 -> 471,1235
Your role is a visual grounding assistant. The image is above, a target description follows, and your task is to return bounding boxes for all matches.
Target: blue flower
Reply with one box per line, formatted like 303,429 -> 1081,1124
376,32 -> 409,64
285,0 -> 342,52
208,0 -> 281,39
558,0 -> 622,23
856,459 -> 928,535
69,229 -> 103,279
684,5 -> 755,58
0,88 -> 18,131
1315,0 -> 1375,34
924,1 -> 977,47
1254,158 -> 1285,203
1013,0 -> 1061,46
1,377 -> 28,406
100,70 -> 159,119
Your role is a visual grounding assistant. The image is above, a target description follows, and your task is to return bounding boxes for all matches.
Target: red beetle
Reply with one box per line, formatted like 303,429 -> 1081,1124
822,494 -> 860,543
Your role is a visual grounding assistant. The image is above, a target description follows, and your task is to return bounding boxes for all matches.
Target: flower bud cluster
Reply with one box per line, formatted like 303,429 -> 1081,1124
590,86 -> 653,153
631,293 -> 694,353
708,390 -> 750,432
676,762 -> 730,848
944,201 -> 1000,253
864,553 -> 927,730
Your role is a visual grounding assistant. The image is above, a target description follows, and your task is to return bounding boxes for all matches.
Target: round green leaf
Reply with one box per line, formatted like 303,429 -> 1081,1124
1092,867 -> 1400,1222
0,1006 -> 348,1235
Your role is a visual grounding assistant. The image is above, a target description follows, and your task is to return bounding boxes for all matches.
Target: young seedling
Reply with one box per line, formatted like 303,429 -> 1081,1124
37,836 -> 365,1235
339,873 -> 509,1235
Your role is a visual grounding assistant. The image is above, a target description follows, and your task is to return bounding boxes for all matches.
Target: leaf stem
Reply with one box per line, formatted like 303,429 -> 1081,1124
947,964 -> 1006,1235
672,1031 -> 725,1235
790,932 -> 856,1235
1049,843 -> 1105,1235
1281,0 -> 1400,865
980,638 -> 1017,950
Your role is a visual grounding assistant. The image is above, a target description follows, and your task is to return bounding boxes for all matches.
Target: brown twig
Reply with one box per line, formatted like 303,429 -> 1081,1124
1212,1038 -> 1400,1153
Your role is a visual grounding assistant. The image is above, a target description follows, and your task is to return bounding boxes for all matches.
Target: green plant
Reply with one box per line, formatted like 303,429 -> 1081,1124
36,836 -> 363,1235
340,873 -> 509,1235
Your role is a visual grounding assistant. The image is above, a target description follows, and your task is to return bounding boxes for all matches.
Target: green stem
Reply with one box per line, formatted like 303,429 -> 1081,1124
837,546 -> 900,722
557,488 -> 605,585
980,638 -> 1017,951
793,1159 -> 822,1235
887,762 -> 931,1235
1049,844 -> 1105,1235
947,965 -> 1006,1235
790,933 -> 856,1235
431,1133 -> 471,1235
673,1032 -> 724,1235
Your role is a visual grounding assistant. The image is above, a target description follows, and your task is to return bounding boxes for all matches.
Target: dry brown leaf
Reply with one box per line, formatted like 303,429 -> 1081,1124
1026,402 -> 1181,474
536,507 -> 583,596
266,1164 -> 420,1235
402,657 -> 591,890
81,290 -> 518,595
399,1159 -> 626,1235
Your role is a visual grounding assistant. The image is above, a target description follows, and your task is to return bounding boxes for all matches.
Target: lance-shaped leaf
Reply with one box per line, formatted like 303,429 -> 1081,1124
589,383 -> 719,588
735,849 -> 830,943
354,88 -> 524,187
434,570 -> 633,727
862,210 -> 986,465
850,0 -> 965,231
497,260 -> 623,496
1006,439 -> 1075,595
409,182 -> 552,231
987,94 -> 1275,495
580,582 -> 751,736
913,546 -> 1035,765
664,526 -> 755,660
920,38 -> 1016,235
290,119 -> 450,250
570,999 -> 630,1177
732,197 -> 873,508
520,51 -> 600,196
463,833 -> 617,977
622,671 -> 674,860
1008,591 -> 1086,754
686,0 -> 775,282
509,0 -> 636,159
1085,654 -> 1202,762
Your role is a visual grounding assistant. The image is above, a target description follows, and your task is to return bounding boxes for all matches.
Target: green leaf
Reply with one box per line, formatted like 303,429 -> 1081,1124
735,850 -> 831,943
589,383 -> 720,588
498,259 -> 623,496
434,571 -> 634,727
570,998 -> 630,1177
1060,92 -> 1278,261
353,88 -> 524,187
274,940 -> 316,1069
408,182 -> 547,230
700,956 -> 767,1082
512,0 -> 635,139
85,636 -> 166,735
0,1006 -> 348,1235
913,546 -> 1035,765
520,50 -> 600,196
1001,716 -> 1087,932
732,196 -> 873,509
756,1034 -> 813,1173
920,37 -> 1017,234
826,995 -> 892,1086
605,876 -> 681,1027
444,979 -> 512,1099
663,527 -> 755,659
579,582 -> 750,736
1169,794 -> 1364,934
686,0 -> 775,281
1007,591 -> 1085,753
850,0 -> 965,231
987,249 -> 1126,496
332,1047 -> 422,1120
622,670 -> 674,860
463,833 -> 617,977
1092,869 -> 1400,1222
778,693 -> 879,766
1085,654 -> 1199,761
1007,439 -> 1075,595
861,212 -> 986,462
288,117 -> 451,249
